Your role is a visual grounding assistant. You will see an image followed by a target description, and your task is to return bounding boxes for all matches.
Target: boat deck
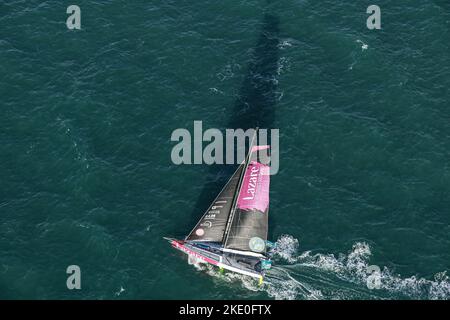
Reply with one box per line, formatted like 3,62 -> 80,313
170,239 -> 265,279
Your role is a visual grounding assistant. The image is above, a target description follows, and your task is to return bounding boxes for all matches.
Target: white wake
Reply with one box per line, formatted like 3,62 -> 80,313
191,235 -> 450,300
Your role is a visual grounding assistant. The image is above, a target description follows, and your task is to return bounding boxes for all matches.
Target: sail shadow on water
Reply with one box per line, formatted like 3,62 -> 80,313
165,13 -> 281,283
187,13 -> 280,242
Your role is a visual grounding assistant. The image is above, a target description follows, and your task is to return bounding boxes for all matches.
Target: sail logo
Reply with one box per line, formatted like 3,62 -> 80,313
237,162 -> 270,212
200,221 -> 212,228
243,165 -> 260,200
170,121 -> 279,175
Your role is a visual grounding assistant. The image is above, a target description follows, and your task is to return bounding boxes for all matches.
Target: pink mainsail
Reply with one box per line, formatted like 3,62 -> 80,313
223,141 -> 271,252
236,161 -> 270,212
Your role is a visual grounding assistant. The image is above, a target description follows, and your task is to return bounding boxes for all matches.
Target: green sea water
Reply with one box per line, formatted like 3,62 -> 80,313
1,0 -> 449,299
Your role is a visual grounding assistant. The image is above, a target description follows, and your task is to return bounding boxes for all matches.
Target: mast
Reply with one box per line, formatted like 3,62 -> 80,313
222,128 -> 259,246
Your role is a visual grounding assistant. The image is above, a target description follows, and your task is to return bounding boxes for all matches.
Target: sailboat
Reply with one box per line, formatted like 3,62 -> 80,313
165,130 -> 273,284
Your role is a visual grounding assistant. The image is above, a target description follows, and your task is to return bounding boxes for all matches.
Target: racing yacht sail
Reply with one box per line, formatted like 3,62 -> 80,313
166,129 -> 273,282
